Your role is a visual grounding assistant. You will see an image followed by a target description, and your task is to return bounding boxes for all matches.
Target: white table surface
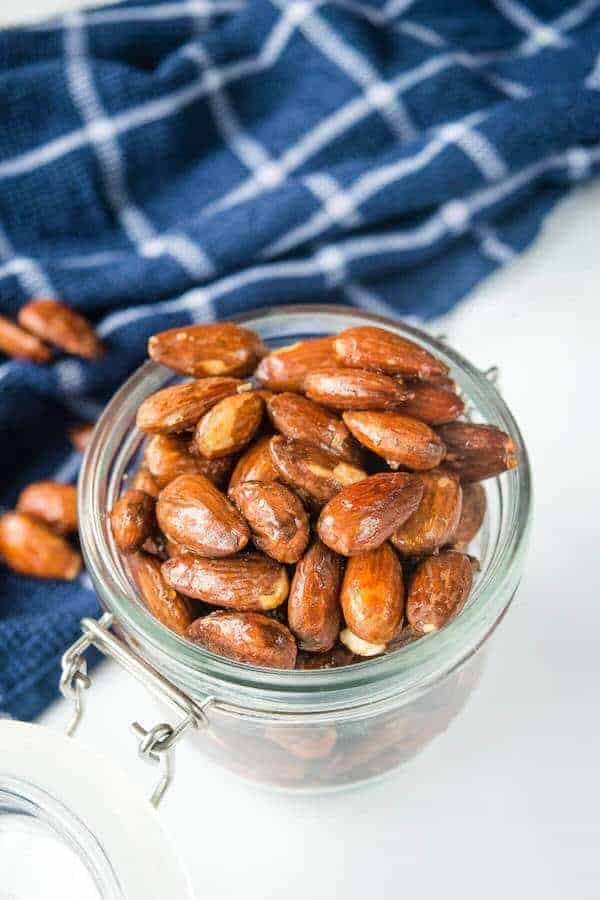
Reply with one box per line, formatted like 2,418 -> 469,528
2,1 -> 600,897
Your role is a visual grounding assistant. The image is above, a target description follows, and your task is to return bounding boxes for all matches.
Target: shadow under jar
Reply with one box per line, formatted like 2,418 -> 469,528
79,305 -> 531,792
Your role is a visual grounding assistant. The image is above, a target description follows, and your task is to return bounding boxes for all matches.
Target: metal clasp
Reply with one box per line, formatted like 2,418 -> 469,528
60,612 -> 213,807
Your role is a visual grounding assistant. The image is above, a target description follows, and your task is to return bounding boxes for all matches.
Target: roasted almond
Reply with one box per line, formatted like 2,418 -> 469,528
295,644 -> 354,670
162,552 -> 288,610
452,482 -> 487,547
304,367 -> 410,410
317,472 -> 424,556
188,611 -> 297,668
334,325 -> 448,379
230,481 -> 309,564
406,550 -> 473,634
136,377 -> 243,434
343,411 -> 446,471
0,314 -> 52,363
227,435 -> 279,496
398,381 -> 464,425
269,436 -> 366,506
0,511 -> 81,580
16,481 -> 78,535
68,421 -> 94,453
340,542 -> 403,644
266,392 -> 362,463
254,336 -> 337,391
156,473 -> 249,557
193,392 -> 263,459
265,725 -> 337,760
130,466 -> 160,499
18,298 -> 103,359
144,434 -> 233,489
288,539 -> 342,652
148,322 -> 265,377
437,422 -> 518,482
110,489 -> 156,554
129,551 -> 194,636
391,470 -> 462,555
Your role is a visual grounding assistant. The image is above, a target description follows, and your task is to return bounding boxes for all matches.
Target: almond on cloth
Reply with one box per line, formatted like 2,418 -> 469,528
406,550 -> 473,634
156,473 -> 249,557
187,610 -> 297,668
266,392 -> 362,463
254,336 -> 338,392
18,298 -> 103,360
230,481 -> 309,564
161,552 -> 289,611
193,391 -> 263,459
148,322 -> 266,377
129,551 -> 194,636
452,482 -> 487,547
304,367 -> 411,410
398,381 -> 465,425
110,489 -> 156,554
0,314 -> 52,363
136,377 -> 244,434
317,472 -> 424,556
227,435 -> 279,496
287,539 -> 343,652
16,481 -> 78,535
269,436 -> 366,506
144,434 -> 234,489
437,422 -> 518,482
340,542 -> 404,645
343,410 -> 446,471
0,511 -> 81,580
391,470 -> 462,556
334,325 -> 448,379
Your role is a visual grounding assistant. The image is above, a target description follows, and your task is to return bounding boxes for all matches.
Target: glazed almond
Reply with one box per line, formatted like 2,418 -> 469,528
452,482 -> 487,547
162,552 -> 289,611
269,436 -> 366,506
0,314 -> 52,363
230,481 -> 309,564
193,392 -> 263,459
16,481 -> 78,535
288,539 -> 342,652
0,512 -> 81,580
156,473 -> 249,557
129,551 -> 194,636
343,411 -> 446,471
406,550 -> 473,634
136,377 -> 243,434
304,367 -> 410,411
227,435 -> 279,496
144,434 -> 233,489
110,489 -> 156,554
148,322 -> 265,377
391,470 -> 462,555
317,473 -> 424,556
334,325 -> 448,379
254,336 -> 337,392
437,423 -> 518,482
398,381 -> 464,425
18,298 -> 103,359
266,392 -> 362,463
130,466 -> 160,499
340,543 -> 403,645
187,611 -> 297,668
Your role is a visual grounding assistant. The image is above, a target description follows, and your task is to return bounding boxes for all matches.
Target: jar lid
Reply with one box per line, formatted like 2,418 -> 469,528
0,720 -> 194,899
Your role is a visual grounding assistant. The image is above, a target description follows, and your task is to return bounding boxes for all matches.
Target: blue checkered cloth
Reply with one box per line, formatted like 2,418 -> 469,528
1,0 -> 599,722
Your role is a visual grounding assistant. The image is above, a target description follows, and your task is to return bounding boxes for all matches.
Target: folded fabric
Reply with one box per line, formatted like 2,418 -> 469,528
1,0 -> 599,721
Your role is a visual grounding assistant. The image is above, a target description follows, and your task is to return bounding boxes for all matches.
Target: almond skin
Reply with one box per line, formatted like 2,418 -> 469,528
129,551 -> 194,636
110,489 -> 156,554
317,472 -> 424,556
156,473 -> 249,557
343,411 -> 446,471
406,550 -> 473,634
148,323 -> 265,378
162,552 -> 289,611
437,423 -> 518,482
230,481 -> 309,564
254,336 -> 338,391
452,482 -> 487,547
130,466 -> 160,499
398,381 -> 464,425
227,435 -> 279,496
193,392 -> 263,459
340,542 -> 403,644
269,436 -> 366,506
16,481 -> 78,535
68,422 -> 94,452
288,539 -> 343,652
304,367 -> 411,411
0,512 -> 81,580
295,644 -> 354,670
187,611 -> 297,668
144,434 -> 233,489
0,314 -> 52,363
18,298 -> 103,360
266,392 -> 362,464
391,470 -> 462,555
136,377 -> 243,434
334,325 -> 448,379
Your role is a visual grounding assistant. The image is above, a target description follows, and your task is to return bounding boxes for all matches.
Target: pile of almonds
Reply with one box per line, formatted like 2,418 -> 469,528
110,321 -> 518,671
0,297 -> 103,364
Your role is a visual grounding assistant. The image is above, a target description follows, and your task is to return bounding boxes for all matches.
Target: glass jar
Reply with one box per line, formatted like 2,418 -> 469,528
77,305 -> 531,792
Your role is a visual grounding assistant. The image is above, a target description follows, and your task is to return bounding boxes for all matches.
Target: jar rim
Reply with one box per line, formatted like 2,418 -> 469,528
79,304 -> 531,710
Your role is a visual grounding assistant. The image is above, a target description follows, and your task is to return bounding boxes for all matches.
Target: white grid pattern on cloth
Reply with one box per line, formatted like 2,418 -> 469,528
27,1 -> 246,29
0,222 -> 55,297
